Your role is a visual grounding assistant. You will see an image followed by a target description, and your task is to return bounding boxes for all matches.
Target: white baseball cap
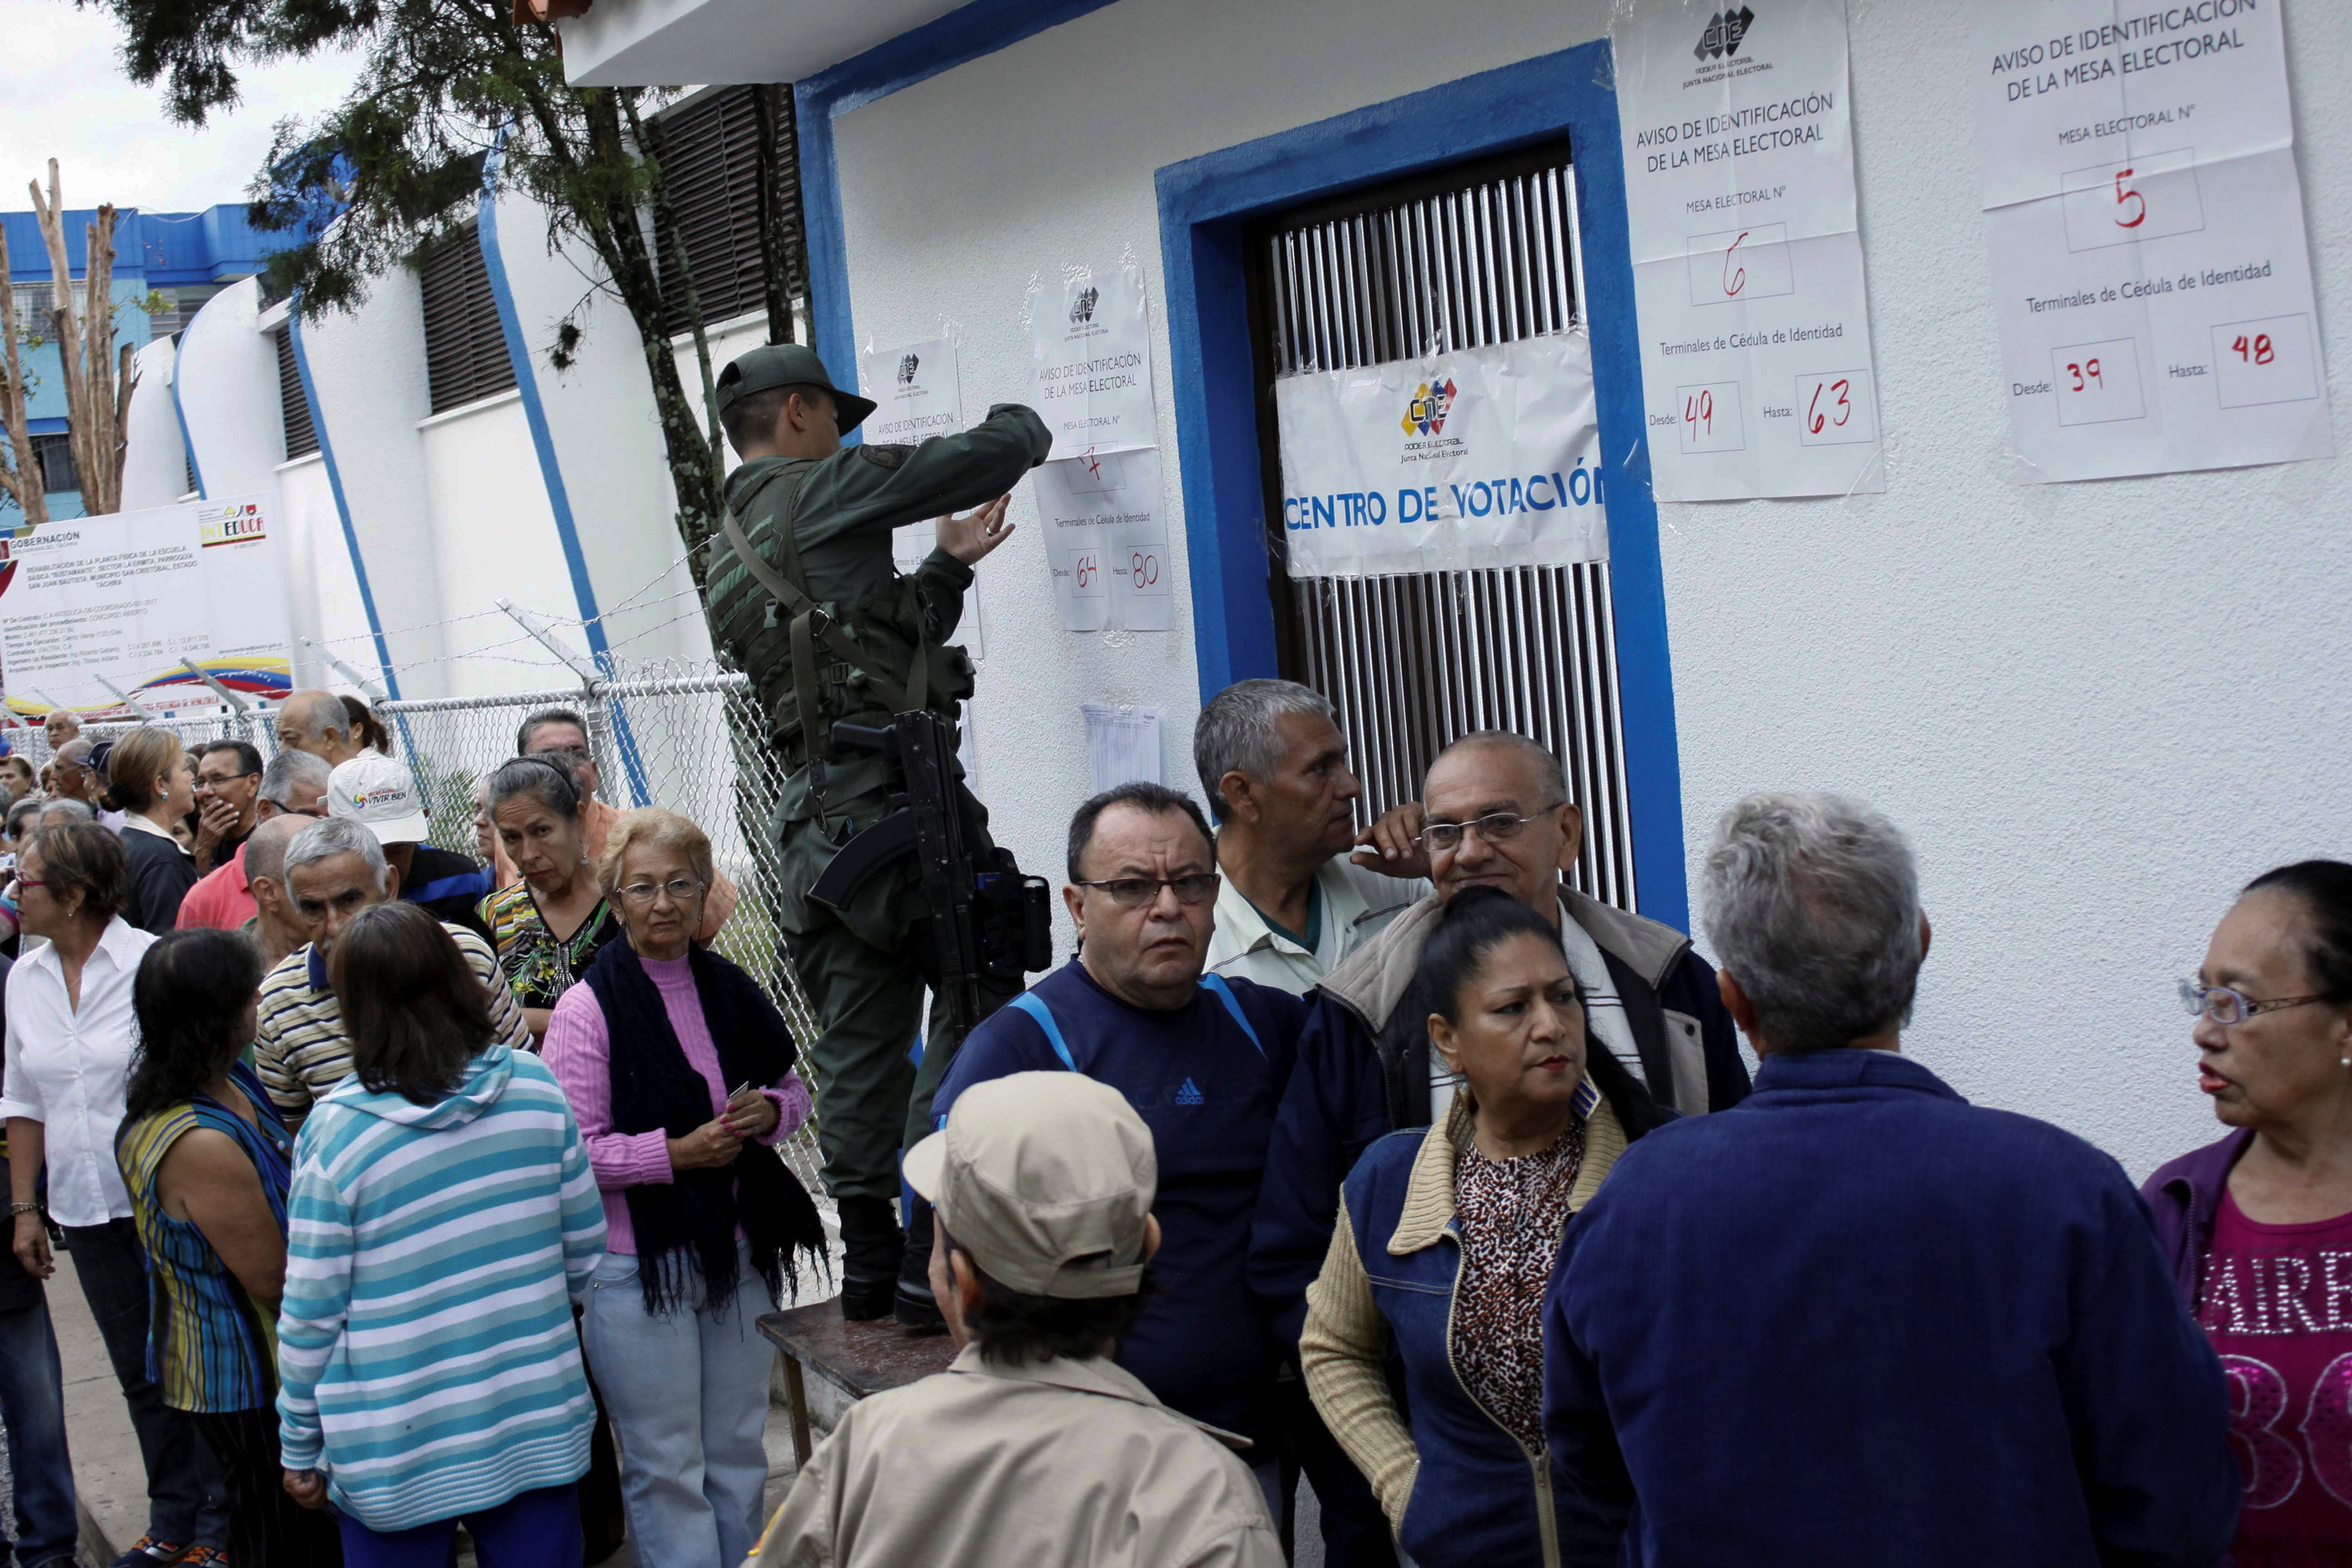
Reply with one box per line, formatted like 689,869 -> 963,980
327,753 -> 430,845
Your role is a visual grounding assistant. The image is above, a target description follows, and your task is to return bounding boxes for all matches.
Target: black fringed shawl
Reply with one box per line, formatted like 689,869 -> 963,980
583,938 -> 827,1316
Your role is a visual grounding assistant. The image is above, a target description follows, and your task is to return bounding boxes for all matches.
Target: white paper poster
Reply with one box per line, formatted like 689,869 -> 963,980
1032,448 -> 1171,633
0,495 -> 292,718
1612,0 -> 1886,499
861,337 -> 988,659
1969,0 -> 2330,481
1083,702 -> 1163,792
1029,267 -> 1156,459
1275,335 -> 1609,579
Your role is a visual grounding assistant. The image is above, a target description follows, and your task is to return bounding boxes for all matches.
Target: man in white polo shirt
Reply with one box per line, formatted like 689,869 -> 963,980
1196,680 -> 1422,996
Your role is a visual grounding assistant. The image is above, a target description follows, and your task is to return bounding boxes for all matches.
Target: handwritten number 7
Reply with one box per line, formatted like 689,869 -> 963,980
2114,169 -> 2146,229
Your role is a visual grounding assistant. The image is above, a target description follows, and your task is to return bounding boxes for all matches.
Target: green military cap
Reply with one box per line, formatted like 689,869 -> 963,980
715,343 -> 878,434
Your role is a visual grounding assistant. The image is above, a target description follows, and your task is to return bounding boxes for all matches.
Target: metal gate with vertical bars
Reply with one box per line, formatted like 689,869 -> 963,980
1249,142 -> 1639,911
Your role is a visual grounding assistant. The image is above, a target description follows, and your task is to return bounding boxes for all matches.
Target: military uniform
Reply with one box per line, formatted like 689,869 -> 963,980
703,345 -> 1051,1312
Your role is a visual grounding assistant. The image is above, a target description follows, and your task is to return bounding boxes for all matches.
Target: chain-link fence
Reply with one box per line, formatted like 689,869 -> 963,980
12,659 -> 829,1200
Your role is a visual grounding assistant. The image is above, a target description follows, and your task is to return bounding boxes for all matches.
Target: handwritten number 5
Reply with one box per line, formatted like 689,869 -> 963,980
2114,169 -> 2147,229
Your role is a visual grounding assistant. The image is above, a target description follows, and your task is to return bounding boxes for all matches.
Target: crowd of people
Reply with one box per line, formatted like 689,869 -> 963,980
0,671 -> 2333,1568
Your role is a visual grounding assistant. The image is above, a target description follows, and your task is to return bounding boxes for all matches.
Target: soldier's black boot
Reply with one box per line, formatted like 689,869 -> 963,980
894,1197 -> 944,1330
837,1196 -> 902,1321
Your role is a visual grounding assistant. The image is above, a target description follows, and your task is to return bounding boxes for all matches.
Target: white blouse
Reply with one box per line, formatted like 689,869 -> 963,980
0,917 -> 158,1227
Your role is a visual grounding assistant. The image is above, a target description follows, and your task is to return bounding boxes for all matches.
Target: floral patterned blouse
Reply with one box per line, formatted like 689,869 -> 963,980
1450,1121 -> 1587,1450
480,881 -> 624,1013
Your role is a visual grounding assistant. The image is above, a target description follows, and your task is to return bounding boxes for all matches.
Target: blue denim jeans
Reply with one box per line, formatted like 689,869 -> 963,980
0,1297 -> 78,1568
579,1247 -> 775,1568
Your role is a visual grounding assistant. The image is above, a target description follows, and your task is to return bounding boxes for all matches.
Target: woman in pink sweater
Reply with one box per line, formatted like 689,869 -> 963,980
541,809 -> 822,1568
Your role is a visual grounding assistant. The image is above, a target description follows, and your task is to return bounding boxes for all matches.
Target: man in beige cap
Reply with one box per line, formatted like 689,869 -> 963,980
750,1072 -> 1282,1568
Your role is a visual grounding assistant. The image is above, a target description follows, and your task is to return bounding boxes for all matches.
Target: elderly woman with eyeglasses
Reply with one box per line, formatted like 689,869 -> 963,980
2147,859 -> 2352,1563
539,809 -> 822,1568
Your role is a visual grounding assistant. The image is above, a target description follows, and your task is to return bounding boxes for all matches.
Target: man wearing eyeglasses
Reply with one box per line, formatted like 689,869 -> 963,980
1250,730 -> 1751,1357
189,739 -> 263,874
493,708 -> 739,942
931,781 -> 1306,1508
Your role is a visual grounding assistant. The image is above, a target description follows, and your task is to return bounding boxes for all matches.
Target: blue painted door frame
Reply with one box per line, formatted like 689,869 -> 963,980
1152,40 -> 1691,929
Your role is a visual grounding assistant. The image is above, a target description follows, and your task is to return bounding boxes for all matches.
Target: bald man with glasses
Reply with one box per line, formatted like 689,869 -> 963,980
1249,731 -> 1752,1374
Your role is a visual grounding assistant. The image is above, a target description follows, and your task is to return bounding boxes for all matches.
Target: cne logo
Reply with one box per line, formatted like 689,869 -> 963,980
1069,285 -> 1099,326
896,353 -> 920,386
1694,5 -> 1755,61
1400,378 -> 1458,437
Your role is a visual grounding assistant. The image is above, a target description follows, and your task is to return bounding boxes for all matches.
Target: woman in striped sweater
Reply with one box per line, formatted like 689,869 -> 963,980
276,902 -> 605,1568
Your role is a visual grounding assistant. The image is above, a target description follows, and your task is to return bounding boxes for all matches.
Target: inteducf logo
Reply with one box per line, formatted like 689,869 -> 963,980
1401,378 -> 1458,437
1069,286 -> 1098,326
1695,5 -> 1755,61
896,354 -> 919,386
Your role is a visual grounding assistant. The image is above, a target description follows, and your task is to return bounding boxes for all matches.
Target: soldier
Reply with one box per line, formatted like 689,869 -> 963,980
705,343 -> 1050,1323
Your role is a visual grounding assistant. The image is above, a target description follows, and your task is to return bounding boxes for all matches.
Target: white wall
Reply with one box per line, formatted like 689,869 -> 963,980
830,0 -> 2352,1176
120,336 -> 188,510
299,264 -> 452,695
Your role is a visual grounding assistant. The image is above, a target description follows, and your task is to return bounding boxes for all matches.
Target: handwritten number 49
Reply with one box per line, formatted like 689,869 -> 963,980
2231,334 -> 2276,366
1683,389 -> 1715,436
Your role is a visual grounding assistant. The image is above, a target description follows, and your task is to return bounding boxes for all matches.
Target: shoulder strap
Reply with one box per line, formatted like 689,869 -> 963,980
1197,974 -> 1265,1058
720,507 -> 923,724
1007,991 -> 1077,1069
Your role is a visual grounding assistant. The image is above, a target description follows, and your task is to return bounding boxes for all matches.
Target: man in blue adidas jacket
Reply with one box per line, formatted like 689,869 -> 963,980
931,781 -> 1302,1465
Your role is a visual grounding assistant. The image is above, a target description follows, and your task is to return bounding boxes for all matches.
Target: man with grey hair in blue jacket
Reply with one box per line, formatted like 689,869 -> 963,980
1543,791 -> 2235,1567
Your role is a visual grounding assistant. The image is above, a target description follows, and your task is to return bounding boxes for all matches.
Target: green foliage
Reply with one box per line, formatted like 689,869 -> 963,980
90,0 -> 735,566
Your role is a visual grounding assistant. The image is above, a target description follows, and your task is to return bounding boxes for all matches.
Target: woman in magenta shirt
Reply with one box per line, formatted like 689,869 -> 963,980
541,809 -> 824,1568
2147,859 -> 2352,1566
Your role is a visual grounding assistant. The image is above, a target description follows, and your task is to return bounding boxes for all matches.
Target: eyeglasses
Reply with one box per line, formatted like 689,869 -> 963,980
618,877 -> 707,906
1074,873 -> 1221,908
1414,804 -> 1566,853
2179,978 -> 2343,1026
14,878 -> 44,893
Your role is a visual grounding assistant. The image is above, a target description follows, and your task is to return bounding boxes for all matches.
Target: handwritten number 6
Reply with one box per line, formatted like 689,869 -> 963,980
1722,231 -> 1748,299
2114,169 -> 2147,229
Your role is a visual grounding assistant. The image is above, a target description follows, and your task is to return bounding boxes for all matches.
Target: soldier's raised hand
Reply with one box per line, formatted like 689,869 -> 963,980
936,495 -> 1016,565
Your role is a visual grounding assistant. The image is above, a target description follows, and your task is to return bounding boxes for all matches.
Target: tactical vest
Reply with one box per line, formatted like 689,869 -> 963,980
707,464 -> 977,771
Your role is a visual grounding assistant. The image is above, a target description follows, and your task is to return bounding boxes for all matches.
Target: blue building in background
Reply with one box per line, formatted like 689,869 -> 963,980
2,202 -> 276,521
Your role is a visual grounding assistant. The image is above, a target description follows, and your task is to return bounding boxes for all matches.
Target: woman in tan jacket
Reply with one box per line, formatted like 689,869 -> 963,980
1300,887 -> 1664,1568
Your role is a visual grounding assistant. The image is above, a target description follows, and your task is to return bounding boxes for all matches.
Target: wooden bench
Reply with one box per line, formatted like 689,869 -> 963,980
757,1301 -> 957,1464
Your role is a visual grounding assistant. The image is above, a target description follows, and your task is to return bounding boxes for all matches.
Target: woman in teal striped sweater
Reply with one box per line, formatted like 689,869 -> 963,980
276,903 -> 606,1568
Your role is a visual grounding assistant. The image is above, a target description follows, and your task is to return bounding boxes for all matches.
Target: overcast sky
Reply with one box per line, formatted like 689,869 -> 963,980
0,0 -> 365,216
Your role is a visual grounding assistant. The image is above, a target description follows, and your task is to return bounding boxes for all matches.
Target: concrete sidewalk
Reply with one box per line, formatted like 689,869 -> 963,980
46,1255 -> 138,1568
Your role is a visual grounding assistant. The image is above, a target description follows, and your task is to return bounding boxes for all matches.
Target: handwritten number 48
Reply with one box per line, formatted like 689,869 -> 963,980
2231,334 -> 2277,365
